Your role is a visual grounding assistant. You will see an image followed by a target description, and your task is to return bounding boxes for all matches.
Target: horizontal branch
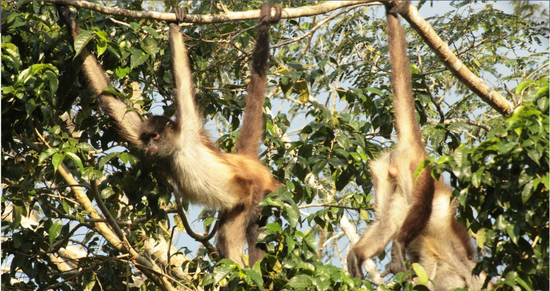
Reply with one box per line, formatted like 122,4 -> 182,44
60,1 -> 379,23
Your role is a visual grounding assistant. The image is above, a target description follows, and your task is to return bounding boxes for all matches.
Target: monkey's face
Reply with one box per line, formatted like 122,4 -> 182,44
140,116 -> 176,157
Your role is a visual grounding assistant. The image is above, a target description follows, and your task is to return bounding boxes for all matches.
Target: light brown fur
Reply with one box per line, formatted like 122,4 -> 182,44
59,3 -> 281,267
347,2 -> 490,289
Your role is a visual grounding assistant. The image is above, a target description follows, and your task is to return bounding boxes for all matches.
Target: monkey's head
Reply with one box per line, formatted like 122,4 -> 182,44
140,115 -> 177,156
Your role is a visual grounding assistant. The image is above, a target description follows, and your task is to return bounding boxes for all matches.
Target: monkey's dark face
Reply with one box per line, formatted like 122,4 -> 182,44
140,115 -> 176,156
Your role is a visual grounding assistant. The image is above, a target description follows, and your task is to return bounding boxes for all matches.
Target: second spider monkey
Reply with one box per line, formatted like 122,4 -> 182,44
347,2 -> 490,289
60,3 -> 282,267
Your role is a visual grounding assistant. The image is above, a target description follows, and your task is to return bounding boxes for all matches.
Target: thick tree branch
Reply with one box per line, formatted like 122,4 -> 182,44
60,1 -> 379,23
173,194 -> 219,260
388,1 -> 514,115
36,127 -> 180,291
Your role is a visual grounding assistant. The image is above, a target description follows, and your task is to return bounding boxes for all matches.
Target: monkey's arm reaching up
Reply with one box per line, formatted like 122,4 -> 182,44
57,5 -> 144,148
168,23 -> 202,139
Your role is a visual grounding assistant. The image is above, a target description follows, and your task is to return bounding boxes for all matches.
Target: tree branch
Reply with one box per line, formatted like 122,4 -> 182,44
60,1 -> 379,23
36,127 -> 180,291
391,1 -> 514,115
173,193 -> 220,260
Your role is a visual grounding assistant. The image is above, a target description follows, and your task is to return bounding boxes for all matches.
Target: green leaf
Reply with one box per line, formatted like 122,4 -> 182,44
472,166 -> 484,188
516,273 -> 535,291
66,152 -> 84,173
263,223 -> 283,233
516,80 -> 534,95
49,221 -> 63,244
173,214 -> 185,232
295,79 -> 310,102
73,29 -> 95,58
98,152 -> 119,169
286,235 -> 296,252
242,268 -> 264,290
499,141 -> 519,154
261,196 -> 285,207
359,209 -> 370,221
287,274 -> 313,288
475,228 -> 488,249
283,204 -> 299,229
521,181 -> 534,204
38,147 -> 59,164
52,153 -> 65,173
296,262 -> 315,271
62,200 -> 71,216
76,143 -> 96,152
212,263 -> 233,284
312,160 -> 327,176
130,48 -> 148,69
506,222 -> 520,245
44,69 -> 58,94
12,205 -> 22,230
526,147 -> 542,166
141,36 -> 159,56
412,263 -> 429,285
365,87 -> 384,95
101,187 -> 115,200
96,40 -> 107,56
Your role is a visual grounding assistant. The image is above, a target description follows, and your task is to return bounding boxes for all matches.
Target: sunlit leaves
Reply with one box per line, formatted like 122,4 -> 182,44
443,82 -> 549,289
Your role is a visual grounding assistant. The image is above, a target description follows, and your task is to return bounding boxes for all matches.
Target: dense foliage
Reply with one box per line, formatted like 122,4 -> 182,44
2,1 -> 548,290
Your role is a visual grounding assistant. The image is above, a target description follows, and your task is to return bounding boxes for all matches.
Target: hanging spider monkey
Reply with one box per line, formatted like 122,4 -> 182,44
347,2 -> 490,289
59,3 -> 282,267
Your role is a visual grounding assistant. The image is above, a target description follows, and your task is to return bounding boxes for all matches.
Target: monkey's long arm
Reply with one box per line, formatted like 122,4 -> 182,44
168,23 -> 202,136
58,5 -> 144,148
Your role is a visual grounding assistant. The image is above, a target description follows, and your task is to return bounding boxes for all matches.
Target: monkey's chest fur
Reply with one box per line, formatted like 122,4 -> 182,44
162,144 -> 275,210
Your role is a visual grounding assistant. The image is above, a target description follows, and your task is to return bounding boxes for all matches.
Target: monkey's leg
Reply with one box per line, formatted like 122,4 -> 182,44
216,206 -> 248,267
347,221 -> 396,279
246,200 -> 270,267
246,219 -> 267,267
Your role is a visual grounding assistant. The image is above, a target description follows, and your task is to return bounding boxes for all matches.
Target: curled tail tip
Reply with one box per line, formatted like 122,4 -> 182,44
260,3 -> 282,24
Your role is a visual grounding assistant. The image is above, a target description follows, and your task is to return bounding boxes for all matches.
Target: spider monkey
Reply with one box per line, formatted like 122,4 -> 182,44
347,2 -> 490,289
59,3 -> 281,267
